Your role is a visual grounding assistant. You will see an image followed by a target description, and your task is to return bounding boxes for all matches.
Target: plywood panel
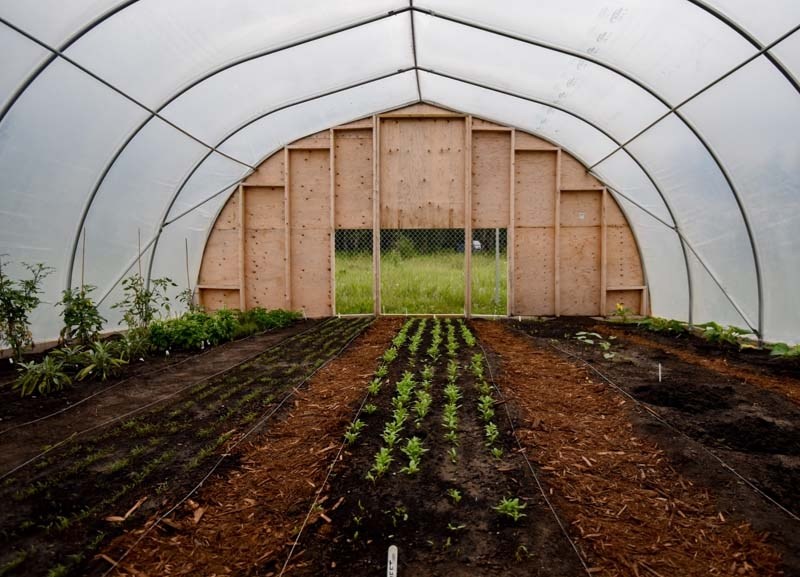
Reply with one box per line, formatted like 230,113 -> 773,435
245,228 -> 285,309
514,132 -> 555,149
213,195 -> 239,229
243,153 -> 284,186
559,227 -> 601,315
198,228 -> 238,286
291,228 -> 331,317
472,131 -> 510,228
245,186 -> 284,229
605,194 -> 629,226
289,148 -> 331,316
606,226 -> 644,287
606,289 -> 643,315
289,130 -> 330,149
290,149 -> 330,228
337,118 -> 373,130
199,288 -> 239,310
560,190 -> 602,227
380,117 -> 466,228
334,128 -> 373,229
382,103 -> 462,117
515,150 -> 556,227
561,153 -> 603,189
513,227 -> 554,315
472,117 -> 509,130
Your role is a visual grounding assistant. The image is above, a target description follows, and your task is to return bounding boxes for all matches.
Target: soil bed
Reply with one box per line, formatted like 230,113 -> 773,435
0,317 -> 370,577
509,317 -> 800,574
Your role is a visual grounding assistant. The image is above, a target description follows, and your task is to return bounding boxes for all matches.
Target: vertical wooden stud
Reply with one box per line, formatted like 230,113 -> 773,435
554,148 -> 562,316
237,184 -> 246,310
600,187 -> 608,316
329,128 -> 336,315
464,116 -> 473,318
283,147 -> 292,310
372,115 -> 381,315
508,130 -> 516,316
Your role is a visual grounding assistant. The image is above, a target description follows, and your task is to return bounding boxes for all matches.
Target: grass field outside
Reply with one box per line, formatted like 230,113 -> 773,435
334,251 -> 507,315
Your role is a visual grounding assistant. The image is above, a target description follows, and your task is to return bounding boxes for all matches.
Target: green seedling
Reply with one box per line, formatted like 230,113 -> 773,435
444,430 -> 459,445
400,457 -> 421,475
344,419 -> 365,445
369,447 -> 393,479
367,378 -> 382,395
447,488 -> 462,504
362,403 -> 378,415
413,390 -> 432,422
401,436 -> 427,461
484,422 -> 500,445
421,364 -> 435,381
382,346 -> 399,363
491,447 -> 504,459
448,447 -> 458,464
375,365 -> 388,378
447,522 -> 466,531
494,496 -> 527,522
444,382 -> 461,404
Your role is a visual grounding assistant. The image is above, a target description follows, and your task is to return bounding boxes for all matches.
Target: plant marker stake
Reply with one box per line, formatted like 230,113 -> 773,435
658,363 -> 662,383
387,545 -> 398,577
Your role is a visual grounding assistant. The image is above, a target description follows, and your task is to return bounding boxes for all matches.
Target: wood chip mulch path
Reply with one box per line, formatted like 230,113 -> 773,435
473,321 -> 782,577
100,318 -> 401,577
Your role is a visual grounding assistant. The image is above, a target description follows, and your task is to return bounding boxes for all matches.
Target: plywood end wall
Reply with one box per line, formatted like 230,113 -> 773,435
198,104 -> 647,317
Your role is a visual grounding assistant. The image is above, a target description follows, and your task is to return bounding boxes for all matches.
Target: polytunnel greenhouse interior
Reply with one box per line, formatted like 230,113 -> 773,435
0,1 -> 798,576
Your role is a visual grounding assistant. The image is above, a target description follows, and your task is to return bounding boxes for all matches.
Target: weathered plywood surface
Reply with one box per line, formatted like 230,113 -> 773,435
559,227 -> 601,315
337,117 -> 373,130
472,131 -> 510,228
382,103 -> 462,117
606,289 -> 643,315
334,128 -> 373,229
289,148 -> 331,316
606,226 -> 644,287
245,186 -> 284,229
513,227 -> 554,315
380,118 -> 466,228
198,228 -> 238,286
561,154 -> 603,189
244,153 -> 285,186
199,288 -> 239,310
515,150 -> 556,227
560,190 -> 602,227
289,130 -> 330,149
245,228 -> 285,309
472,117 -> 509,130
514,132 -> 555,149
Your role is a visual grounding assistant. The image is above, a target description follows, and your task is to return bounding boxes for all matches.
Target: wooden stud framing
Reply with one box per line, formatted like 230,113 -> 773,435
471,126 -> 513,132
508,129 -> 516,315
372,115 -> 381,315
554,148 -> 562,316
329,128 -> 336,315
600,187 -> 608,315
283,147 -> 291,309
237,184 -> 246,310
464,116 -> 473,318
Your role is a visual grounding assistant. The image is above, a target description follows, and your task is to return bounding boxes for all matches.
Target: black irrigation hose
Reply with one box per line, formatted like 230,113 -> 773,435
102,317 -> 373,577
0,318 -> 340,482
0,321 -> 315,436
475,337 -> 594,577
536,334 -> 800,523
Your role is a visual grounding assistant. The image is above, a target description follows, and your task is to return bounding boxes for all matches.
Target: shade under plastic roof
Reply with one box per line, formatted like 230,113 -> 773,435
0,1 -> 798,344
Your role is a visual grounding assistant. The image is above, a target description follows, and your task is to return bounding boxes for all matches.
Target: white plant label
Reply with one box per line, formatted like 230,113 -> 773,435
387,545 -> 398,577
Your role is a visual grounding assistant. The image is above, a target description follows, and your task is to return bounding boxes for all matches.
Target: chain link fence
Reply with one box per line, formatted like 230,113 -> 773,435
334,229 -> 373,314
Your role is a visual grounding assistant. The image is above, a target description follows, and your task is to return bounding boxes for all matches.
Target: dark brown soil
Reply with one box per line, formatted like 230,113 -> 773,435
510,317 -> 800,575
0,317 -> 371,577
0,320 -> 318,473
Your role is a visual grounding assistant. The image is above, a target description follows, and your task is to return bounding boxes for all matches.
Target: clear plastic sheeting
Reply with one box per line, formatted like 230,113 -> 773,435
419,0 -> 756,103
683,56 -> 800,344
0,0 -> 127,46
0,1 -> 798,344
65,0 -> 405,108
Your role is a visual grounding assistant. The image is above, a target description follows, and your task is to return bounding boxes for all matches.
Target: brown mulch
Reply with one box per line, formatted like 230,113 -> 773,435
473,321 -> 783,577
100,317 -> 401,577
597,324 -> 800,407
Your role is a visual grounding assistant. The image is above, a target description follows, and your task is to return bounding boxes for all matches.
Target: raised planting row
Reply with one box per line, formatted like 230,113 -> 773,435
0,317 -> 371,577
289,318 -> 585,576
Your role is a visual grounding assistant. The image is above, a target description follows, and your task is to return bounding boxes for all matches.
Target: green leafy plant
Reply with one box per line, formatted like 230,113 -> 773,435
448,446 -> 458,464
698,322 -> 752,346
58,285 -> 105,345
367,378 -> 382,395
50,344 -> 86,372
368,447 -> 393,480
362,403 -> 378,415
493,496 -> 527,522
0,260 -> 52,360
112,274 -> 175,329
611,302 -> 633,323
115,327 -> 151,361
769,342 -> 800,358
76,341 -> 127,381
447,488 -> 462,505
344,419 -> 365,445
491,447 -> 504,459
14,356 -> 72,396
638,316 -> 688,335
484,422 -> 499,446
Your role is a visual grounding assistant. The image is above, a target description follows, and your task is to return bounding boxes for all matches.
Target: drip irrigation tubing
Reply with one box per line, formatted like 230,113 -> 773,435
474,334 -> 594,576
0,320 -> 321,436
101,317 -> 373,577
514,327 -> 799,523
0,317 -> 343,482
